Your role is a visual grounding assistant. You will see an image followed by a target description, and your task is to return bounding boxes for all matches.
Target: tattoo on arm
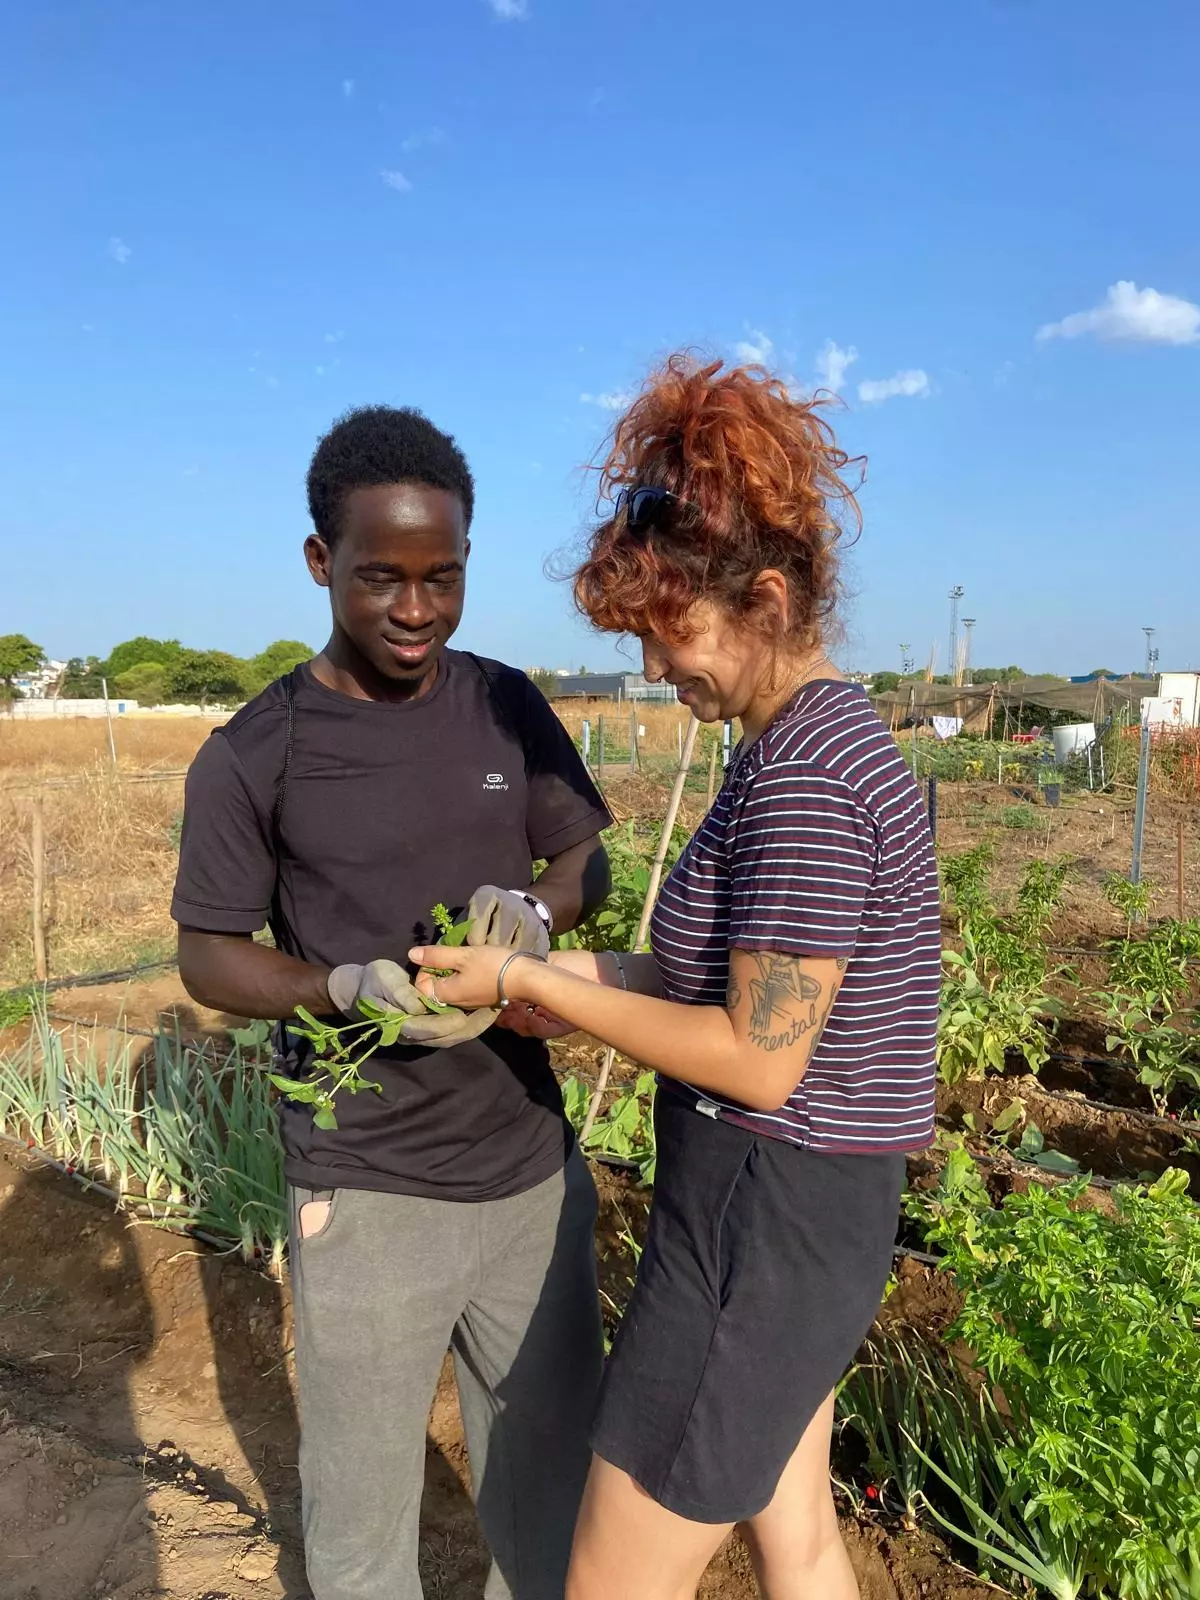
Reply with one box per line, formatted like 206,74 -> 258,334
727,968 -> 743,1010
741,952 -> 840,1054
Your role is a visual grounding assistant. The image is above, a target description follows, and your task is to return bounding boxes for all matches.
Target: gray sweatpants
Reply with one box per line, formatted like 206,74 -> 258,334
288,1150 -> 602,1600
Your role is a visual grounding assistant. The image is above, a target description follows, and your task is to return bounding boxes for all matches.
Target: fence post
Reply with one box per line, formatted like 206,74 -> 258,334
629,711 -> 638,772
927,776 -> 938,841
722,720 -> 733,768
31,794 -> 48,981
706,735 -> 720,808
597,715 -> 605,774
581,719 -> 591,769
101,677 -> 118,772
1130,715 -> 1151,889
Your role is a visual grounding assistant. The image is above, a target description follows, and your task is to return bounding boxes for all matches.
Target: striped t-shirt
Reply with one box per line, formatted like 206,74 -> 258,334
650,680 -> 939,1153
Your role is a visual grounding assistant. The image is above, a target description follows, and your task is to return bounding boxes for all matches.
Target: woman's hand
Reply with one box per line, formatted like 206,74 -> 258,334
409,943 -> 521,1011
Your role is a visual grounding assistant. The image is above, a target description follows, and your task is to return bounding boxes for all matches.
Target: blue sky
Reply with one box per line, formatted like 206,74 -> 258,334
2,0 -> 1197,677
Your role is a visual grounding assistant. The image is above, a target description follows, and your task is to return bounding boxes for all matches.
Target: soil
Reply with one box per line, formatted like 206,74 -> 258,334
0,1141 -> 997,1600
936,1074 -> 1200,1190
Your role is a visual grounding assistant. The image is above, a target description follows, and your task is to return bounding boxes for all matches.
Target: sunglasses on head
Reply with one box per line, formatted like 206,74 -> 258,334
614,485 -> 700,534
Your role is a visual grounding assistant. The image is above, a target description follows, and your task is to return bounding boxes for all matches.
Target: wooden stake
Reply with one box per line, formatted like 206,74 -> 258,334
1179,816 -> 1186,922
581,713 -> 701,1142
31,794 -> 47,981
101,676 -> 118,772
706,735 -> 720,808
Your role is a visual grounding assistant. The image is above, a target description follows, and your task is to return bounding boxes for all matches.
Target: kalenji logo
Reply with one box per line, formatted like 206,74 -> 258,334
483,772 -> 509,791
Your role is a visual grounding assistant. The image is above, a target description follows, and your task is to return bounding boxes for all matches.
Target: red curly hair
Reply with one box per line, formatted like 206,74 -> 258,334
574,355 -> 863,647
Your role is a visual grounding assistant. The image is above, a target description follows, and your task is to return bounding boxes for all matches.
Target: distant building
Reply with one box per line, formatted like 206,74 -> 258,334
1147,671 -> 1200,729
13,660 -> 67,699
552,671 -> 678,704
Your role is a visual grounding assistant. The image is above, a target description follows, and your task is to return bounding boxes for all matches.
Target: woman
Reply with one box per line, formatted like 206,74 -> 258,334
411,355 -> 941,1600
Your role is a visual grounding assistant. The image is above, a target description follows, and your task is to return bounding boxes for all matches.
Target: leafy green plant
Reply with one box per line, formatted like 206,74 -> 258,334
1014,856 -> 1073,938
839,1329 -> 1085,1598
560,819 -> 687,953
1104,874 -> 1155,935
939,842 -> 995,919
914,1158 -> 1200,1600
1102,996 -> 1200,1116
273,904 -> 474,1128
938,926 -> 1061,1083
1000,802 -> 1038,831
562,1069 -> 657,1183
0,987 -> 35,1029
1106,919 -> 1200,1014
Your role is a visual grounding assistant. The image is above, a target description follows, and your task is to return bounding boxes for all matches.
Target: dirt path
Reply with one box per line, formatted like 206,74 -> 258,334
0,1142 -> 996,1600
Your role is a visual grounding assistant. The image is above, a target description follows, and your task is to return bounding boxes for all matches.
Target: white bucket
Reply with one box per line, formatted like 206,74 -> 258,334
1052,722 -> 1096,763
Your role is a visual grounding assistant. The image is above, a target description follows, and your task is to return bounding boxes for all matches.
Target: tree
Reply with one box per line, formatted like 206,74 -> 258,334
113,660 -> 168,706
869,670 -> 901,695
0,634 -> 45,696
972,665 -> 1026,685
244,639 -> 313,695
163,649 -> 249,709
527,668 -> 558,700
60,657 -> 105,698
100,636 -> 182,680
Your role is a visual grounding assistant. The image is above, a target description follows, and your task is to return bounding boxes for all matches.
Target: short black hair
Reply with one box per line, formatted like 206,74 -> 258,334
306,404 -> 476,544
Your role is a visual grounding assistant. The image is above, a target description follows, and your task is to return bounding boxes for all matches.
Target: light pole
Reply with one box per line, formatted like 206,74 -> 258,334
1143,627 -> 1157,678
961,618 -> 976,686
899,643 -> 913,678
948,586 -> 964,684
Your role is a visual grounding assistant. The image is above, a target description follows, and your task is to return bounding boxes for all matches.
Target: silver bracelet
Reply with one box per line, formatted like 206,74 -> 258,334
610,952 -> 629,991
496,949 -> 547,1009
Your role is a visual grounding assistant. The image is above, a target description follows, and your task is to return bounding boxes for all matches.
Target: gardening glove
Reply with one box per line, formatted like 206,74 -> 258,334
400,888 -> 551,1049
326,959 -> 492,1049
327,958 -> 425,1020
464,886 -> 552,959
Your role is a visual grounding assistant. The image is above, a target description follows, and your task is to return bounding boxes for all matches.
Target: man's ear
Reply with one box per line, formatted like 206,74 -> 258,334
304,533 -> 332,589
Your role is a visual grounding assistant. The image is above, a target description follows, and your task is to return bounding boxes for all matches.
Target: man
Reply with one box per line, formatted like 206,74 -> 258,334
171,405 -> 611,1600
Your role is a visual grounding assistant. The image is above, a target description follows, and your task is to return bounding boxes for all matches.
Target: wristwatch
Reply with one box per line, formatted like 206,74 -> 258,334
510,890 -> 554,935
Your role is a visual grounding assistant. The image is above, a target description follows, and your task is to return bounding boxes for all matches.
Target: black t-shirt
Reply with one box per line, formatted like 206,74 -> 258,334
170,651 -> 611,1202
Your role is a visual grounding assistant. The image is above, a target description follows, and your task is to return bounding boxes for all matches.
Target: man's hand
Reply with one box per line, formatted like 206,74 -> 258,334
326,957 -> 495,1049
464,886 -> 550,957
327,958 -> 425,1020
493,1003 -> 577,1041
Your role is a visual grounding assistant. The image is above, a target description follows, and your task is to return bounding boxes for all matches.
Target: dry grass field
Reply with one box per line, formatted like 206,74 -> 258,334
3,702 -> 1195,990
0,717 -> 222,987
0,705 -> 696,988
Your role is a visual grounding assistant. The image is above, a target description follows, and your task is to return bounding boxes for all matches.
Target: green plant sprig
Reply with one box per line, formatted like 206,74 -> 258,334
271,904 -> 474,1127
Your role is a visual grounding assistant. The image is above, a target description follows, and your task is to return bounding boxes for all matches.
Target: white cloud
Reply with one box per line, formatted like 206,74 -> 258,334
380,168 -> 413,192
813,339 -> 858,394
401,126 -> 445,153
107,236 -> 131,265
580,390 -> 633,412
488,0 -> 529,17
323,330 -> 344,344
734,329 -> 774,364
315,364 -> 326,376
1036,279 -> 1200,346
342,78 -> 355,98
181,465 -> 200,478
857,369 -> 931,404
